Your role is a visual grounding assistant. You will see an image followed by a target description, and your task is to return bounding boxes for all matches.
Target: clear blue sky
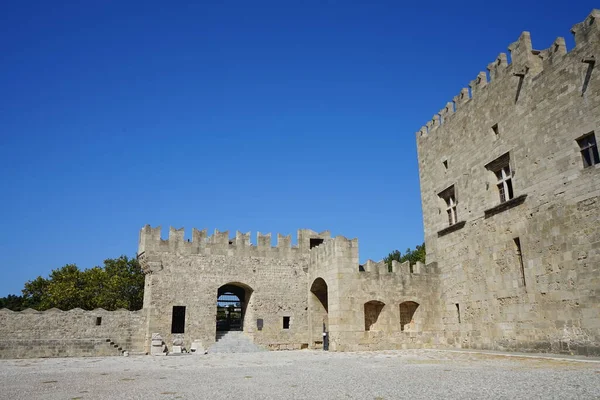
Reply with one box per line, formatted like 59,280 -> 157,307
0,1 -> 596,296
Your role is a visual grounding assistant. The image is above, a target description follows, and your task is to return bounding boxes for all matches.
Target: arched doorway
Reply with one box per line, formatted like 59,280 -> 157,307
309,278 -> 328,349
216,283 -> 253,333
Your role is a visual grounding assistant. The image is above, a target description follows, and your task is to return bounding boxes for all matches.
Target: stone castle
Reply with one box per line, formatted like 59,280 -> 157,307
0,9 -> 598,358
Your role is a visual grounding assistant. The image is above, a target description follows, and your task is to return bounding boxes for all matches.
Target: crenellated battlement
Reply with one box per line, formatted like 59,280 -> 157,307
307,233 -> 429,280
138,225 -> 332,260
358,259 -> 428,277
416,9 -> 599,139
309,235 -> 358,264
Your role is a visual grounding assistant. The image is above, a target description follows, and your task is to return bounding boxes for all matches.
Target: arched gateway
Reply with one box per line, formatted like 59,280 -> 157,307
309,277 -> 329,349
216,283 -> 253,334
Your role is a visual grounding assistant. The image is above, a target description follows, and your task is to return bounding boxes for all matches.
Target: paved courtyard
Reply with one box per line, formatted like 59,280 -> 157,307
1,349 -> 599,399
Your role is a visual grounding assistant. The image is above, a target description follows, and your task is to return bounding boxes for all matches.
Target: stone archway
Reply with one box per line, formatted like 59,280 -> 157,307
309,278 -> 328,349
216,282 -> 253,334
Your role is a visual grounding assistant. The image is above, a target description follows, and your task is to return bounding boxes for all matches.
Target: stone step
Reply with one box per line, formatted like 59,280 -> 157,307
208,331 -> 265,354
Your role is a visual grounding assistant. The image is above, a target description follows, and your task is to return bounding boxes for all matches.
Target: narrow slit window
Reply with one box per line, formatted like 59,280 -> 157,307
492,123 -> 499,137
283,316 -> 290,329
96,317 -> 102,326
577,132 -> 599,168
456,303 -> 461,324
514,238 -> 526,288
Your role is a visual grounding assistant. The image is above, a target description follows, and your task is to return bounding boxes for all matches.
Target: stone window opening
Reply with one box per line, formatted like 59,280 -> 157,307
171,306 -> 186,334
514,237 -> 526,288
310,238 -> 324,249
492,123 -> 500,138
364,300 -> 385,331
577,132 -> 599,168
438,186 -> 457,226
283,316 -> 290,329
443,159 -> 448,170
456,303 -> 461,324
95,317 -> 102,326
582,57 -> 595,95
495,165 -> 513,203
486,153 -> 513,204
399,301 -> 419,331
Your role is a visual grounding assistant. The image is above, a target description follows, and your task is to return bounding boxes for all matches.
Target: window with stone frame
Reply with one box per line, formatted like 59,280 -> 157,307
486,153 -> 513,204
577,132 -> 600,168
438,185 -> 457,226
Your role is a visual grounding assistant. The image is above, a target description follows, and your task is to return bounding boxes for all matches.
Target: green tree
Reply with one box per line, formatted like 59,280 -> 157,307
21,275 -> 50,309
384,243 -> 426,272
99,256 -> 145,311
0,294 -> 27,311
2,255 -> 144,311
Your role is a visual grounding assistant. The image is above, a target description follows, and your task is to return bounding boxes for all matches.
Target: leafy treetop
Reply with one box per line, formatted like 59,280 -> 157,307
383,243 -> 426,272
0,255 -> 144,311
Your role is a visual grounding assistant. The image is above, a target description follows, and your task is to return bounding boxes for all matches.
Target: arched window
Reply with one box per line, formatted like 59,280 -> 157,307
364,300 -> 385,331
399,301 -> 419,331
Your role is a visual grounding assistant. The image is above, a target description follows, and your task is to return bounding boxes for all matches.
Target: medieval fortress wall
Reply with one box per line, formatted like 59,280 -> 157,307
0,308 -> 145,359
137,226 -> 331,351
0,10 -> 598,359
308,236 -> 442,351
416,10 -> 600,354
139,225 -> 434,352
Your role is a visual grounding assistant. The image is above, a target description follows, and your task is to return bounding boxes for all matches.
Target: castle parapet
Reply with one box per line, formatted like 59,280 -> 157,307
363,259 -> 387,275
572,9 -> 600,48
415,9 -> 600,140
539,37 -> 567,67
309,235 -> 359,274
487,53 -> 508,81
508,32 -> 542,75
469,72 -> 488,97
138,225 -> 334,260
453,88 -> 470,110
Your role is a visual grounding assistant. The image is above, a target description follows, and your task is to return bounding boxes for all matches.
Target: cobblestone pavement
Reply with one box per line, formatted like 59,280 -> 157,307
1,349 -> 599,399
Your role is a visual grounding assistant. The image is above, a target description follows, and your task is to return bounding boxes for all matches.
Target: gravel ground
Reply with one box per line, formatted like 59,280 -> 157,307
1,349 -> 599,400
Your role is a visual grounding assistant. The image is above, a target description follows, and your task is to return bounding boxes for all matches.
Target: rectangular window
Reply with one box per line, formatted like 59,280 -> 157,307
283,316 -> 290,329
486,153 -> 513,204
95,317 -> 102,326
438,186 -> 457,226
577,132 -> 599,167
171,306 -> 186,334
495,165 -> 514,203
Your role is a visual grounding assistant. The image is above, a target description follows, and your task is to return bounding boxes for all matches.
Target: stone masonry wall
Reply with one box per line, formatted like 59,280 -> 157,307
309,237 -> 443,351
416,10 -> 600,355
0,308 -> 146,359
138,226 -> 331,352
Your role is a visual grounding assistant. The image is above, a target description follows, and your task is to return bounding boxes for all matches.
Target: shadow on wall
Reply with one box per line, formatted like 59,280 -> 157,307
364,301 -> 385,331
399,301 -> 419,331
